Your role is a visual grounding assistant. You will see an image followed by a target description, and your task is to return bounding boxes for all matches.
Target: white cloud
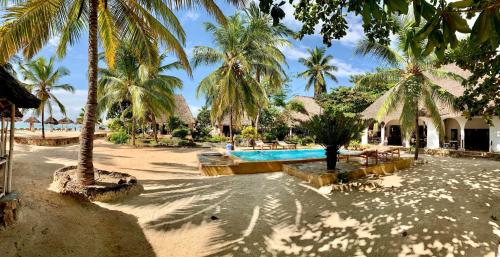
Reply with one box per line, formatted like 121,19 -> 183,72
183,10 -> 200,21
330,58 -> 366,78
337,14 -> 365,46
189,105 -> 201,117
48,35 -> 61,48
50,89 -> 87,120
278,44 -> 308,61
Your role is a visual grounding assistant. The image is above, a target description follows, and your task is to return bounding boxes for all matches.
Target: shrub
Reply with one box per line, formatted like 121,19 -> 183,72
109,130 -> 130,144
178,139 -> 197,147
348,139 -> 361,150
300,136 -> 315,145
241,126 -> 258,140
205,135 -> 226,143
172,128 -> 190,138
107,118 -> 125,132
287,135 -> 300,144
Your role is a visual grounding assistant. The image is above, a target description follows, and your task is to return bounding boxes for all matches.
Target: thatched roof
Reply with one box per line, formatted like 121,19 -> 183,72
58,117 -> 74,124
45,116 -> 59,125
0,66 -> 40,111
220,113 -> 253,127
159,94 -> 195,125
360,64 -> 470,122
25,116 -> 40,123
1,107 -> 23,118
287,96 -> 323,126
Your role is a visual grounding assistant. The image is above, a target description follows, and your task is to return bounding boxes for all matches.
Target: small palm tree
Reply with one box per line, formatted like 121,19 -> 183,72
98,45 -> 182,146
298,47 -> 338,98
19,57 -> 74,139
355,18 -> 463,160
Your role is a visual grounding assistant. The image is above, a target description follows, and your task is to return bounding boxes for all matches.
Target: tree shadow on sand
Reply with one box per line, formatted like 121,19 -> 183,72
98,156 -> 500,257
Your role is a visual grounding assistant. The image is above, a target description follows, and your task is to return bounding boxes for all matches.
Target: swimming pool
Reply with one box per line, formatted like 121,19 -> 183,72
231,149 -> 327,162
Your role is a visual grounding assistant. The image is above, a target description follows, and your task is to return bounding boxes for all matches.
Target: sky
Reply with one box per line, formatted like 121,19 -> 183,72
14,1 -> 382,120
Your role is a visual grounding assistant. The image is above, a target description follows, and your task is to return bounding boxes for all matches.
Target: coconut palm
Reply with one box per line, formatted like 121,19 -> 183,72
298,47 -> 338,98
355,18 -> 463,160
98,45 -> 182,146
0,0 -> 244,186
19,57 -> 74,139
193,15 -> 270,147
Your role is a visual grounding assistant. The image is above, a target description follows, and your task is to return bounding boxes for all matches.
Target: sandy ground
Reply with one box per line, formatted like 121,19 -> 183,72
14,130 -> 106,138
0,140 -> 499,257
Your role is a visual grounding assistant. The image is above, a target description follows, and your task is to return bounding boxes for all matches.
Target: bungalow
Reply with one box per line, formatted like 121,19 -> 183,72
159,95 -> 195,128
360,64 -> 500,152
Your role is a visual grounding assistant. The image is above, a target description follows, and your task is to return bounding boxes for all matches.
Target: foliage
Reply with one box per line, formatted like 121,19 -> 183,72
444,38 -> 500,120
348,139 -> 361,150
298,47 -> 338,98
259,0 -> 499,55
303,111 -> 365,170
178,139 -> 197,147
107,118 -> 125,132
317,86 -> 379,114
19,56 -> 74,138
193,106 -> 212,140
355,18 -> 463,160
108,129 -> 130,144
167,116 -> 186,132
172,128 -> 190,138
241,126 -> 258,141
300,136 -> 315,146
205,135 -> 227,143
286,100 -> 306,114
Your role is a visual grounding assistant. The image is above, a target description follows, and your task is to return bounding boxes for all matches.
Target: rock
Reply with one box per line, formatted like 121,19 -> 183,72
210,215 -> 219,221
402,231 -> 408,237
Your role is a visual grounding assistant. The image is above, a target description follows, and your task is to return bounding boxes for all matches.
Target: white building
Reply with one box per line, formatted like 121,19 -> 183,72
360,64 -> 500,152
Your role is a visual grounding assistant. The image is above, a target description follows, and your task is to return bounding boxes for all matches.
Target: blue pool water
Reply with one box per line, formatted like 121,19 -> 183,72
231,149 -> 327,162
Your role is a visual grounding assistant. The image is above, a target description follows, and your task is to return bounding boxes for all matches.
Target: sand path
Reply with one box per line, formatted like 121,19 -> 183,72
1,140 -> 499,257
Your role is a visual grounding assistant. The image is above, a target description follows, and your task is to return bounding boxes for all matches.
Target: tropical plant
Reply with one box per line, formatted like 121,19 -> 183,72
166,116 -> 186,133
355,18 -> 463,160
298,47 -> 338,98
193,15 -> 271,148
241,126 -> 258,146
97,45 -> 182,146
0,0 -> 243,186
303,111 -> 365,170
19,57 -> 74,138
172,128 -> 190,139
193,106 -> 212,140
109,129 -> 130,144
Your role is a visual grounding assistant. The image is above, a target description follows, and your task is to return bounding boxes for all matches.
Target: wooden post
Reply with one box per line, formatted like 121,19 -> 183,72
0,115 -> 4,157
7,104 -> 15,193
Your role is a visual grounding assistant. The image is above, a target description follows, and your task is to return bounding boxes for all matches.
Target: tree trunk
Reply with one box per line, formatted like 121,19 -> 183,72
41,104 -> 45,139
6,104 -> 15,192
229,107 -> 234,150
76,0 -> 99,186
1,115 -> 4,156
152,114 -> 158,143
254,68 -> 261,132
132,118 -> 136,146
414,106 -> 420,160
325,145 -> 338,171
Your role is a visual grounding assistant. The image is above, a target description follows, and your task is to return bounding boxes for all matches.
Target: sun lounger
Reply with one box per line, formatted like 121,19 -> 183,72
338,149 -> 378,167
370,146 -> 401,161
254,140 -> 273,150
277,140 -> 297,149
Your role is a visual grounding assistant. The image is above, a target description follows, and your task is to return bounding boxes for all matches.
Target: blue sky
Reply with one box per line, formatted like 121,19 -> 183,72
21,1 -> 380,119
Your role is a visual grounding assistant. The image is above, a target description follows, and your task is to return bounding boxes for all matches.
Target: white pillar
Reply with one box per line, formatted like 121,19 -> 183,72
490,117 -> 500,152
361,127 -> 369,145
402,139 -> 410,147
455,117 -> 467,150
380,125 -> 386,145
422,118 -> 439,149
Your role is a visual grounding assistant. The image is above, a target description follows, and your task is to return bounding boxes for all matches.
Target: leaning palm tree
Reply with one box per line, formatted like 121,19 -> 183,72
193,15 -> 268,147
298,47 -> 338,98
19,57 -> 74,139
355,18 -> 463,160
0,0 -> 244,186
98,45 -> 182,146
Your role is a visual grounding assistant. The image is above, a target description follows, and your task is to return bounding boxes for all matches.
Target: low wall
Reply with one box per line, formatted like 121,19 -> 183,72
15,133 -> 106,146
424,148 -> 500,160
283,158 -> 413,188
199,158 -> 325,176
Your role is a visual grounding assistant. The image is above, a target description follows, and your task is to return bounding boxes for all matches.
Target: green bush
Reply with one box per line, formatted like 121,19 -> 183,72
287,135 -> 300,144
348,139 -> 361,149
109,130 -> 130,144
300,136 -> 315,145
107,118 -> 125,132
178,139 -> 197,147
205,135 -> 226,143
172,128 -> 190,138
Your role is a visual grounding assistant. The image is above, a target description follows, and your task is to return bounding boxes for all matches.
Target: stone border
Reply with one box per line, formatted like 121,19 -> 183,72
283,158 -> 414,188
0,192 -> 20,228
15,133 -> 106,146
52,165 -> 142,202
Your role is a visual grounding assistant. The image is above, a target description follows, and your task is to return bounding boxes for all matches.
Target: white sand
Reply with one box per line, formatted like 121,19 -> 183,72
1,140 -> 499,257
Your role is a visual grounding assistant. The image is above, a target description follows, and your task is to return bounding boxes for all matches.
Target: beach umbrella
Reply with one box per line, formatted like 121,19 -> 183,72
45,116 -> 59,125
24,116 -> 40,131
58,117 -> 74,124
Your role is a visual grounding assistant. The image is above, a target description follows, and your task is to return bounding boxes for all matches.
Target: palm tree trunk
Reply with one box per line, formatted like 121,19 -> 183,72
41,104 -> 45,139
325,145 -> 338,171
76,0 -> 98,186
132,118 -> 136,146
254,68 -> 261,132
229,107 -> 234,150
1,115 -> 4,156
414,106 -> 420,160
152,114 -> 158,143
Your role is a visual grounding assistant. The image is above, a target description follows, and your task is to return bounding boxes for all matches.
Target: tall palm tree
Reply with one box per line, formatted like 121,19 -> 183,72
98,45 -> 182,146
193,15 -> 270,147
0,0 -> 244,186
298,47 -> 338,98
19,57 -> 74,139
355,18 -> 463,160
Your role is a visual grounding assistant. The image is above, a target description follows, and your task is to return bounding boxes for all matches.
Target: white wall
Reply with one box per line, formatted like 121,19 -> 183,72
421,117 -> 440,149
490,117 -> 500,152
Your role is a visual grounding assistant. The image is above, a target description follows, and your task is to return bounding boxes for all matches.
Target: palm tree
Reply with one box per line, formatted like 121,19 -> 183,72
98,45 -> 182,146
355,18 -> 463,160
19,57 -> 74,139
0,0 -> 244,186
193,15 -> 270,147
298,47 -> 338,98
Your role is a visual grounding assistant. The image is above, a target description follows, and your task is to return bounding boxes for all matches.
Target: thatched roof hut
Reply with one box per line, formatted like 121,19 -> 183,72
0,67 -> 40,111
44,116 -> 59,125
159,95 -> 195,127
24,116 -> 40,123
58,117 -> 74,124
360,64 -> 470,122
287,96 -> 323,126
